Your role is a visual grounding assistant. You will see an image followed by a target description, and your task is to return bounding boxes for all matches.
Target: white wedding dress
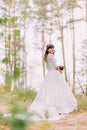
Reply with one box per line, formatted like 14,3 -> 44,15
28,53 -> 77,121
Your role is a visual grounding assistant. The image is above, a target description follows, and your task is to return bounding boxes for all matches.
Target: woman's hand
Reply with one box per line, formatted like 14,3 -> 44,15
55,66 -> 62,73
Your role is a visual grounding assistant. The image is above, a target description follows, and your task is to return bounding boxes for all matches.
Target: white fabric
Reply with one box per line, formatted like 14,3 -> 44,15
28,53 -> 77,121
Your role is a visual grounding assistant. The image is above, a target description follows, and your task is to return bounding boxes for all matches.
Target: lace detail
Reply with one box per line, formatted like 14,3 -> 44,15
46,54 -> 57,71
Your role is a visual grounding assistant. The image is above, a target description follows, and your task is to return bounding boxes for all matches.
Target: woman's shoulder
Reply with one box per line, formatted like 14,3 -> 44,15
47,54 -> 54,59
48,53 -> 53,56
48,53 -> 53,57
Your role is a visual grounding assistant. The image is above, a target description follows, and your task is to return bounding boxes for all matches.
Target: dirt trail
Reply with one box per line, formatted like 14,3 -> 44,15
55,111 -> 87,130
29,111 -> 87,130
0,105 -> 87,130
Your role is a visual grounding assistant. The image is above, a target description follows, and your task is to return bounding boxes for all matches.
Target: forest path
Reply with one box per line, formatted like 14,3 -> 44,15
0,105 -> 87,130
29,111 -> 87,130
55,111 -> 87,130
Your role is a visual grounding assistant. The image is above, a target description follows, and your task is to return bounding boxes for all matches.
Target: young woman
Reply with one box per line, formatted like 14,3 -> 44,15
28,44 -> 77,121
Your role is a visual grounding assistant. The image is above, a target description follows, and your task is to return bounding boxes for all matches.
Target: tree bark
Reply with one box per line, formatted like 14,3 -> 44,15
42,22 -> 45,78
72,8 -> 76,93
85,0 -> 87,81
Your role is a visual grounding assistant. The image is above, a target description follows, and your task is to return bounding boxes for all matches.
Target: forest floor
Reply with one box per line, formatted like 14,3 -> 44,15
56,110 -> 87,130
0,107 -> 87,130
29,110 -> 87,130
0,87 -> 87,130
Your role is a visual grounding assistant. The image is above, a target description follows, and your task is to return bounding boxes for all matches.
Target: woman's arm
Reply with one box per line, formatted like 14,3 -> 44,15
48,54 -> 57,67
48,54 -> 63,73
55,66 -> 62,73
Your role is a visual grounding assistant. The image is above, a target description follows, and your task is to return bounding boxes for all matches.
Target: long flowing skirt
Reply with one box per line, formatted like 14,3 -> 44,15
28,70 -> 77,121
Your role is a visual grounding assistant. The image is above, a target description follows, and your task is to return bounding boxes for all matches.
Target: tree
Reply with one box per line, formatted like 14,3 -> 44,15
61,0 -> 80,92
33,0 -> 55,78
55,0 -> 68,81
0,0 -> 30,90
85,0 -> 87,81
78,40 -> 87,92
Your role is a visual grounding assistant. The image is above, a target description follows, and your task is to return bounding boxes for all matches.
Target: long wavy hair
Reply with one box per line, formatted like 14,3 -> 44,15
44,44 -> 54,62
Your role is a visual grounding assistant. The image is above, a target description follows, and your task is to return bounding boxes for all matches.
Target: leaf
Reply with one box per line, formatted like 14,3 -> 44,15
13,65 -> 20,80
1,17 -> 8,25
8,33 -> 11,41
11,17 -> 18,24
15,29 -> 20,37
0,18 -> 2,24
5,103 -> 32,130
2,57 -> 10,64
21,10 -> 28,18
61,0 -> 81,10
12,52 -> 16,57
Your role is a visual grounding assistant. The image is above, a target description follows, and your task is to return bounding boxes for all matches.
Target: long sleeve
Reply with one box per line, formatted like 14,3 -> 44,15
46,54 -> 57,70
48,54 -> 57,67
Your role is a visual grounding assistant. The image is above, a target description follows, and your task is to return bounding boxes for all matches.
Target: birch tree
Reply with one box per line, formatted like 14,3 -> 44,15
61,0 -> 80,92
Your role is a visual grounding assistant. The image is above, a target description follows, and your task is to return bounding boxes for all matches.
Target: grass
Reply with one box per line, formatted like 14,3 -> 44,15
0,86 -> 87,130
76,93 -> 87,112
0,86 -> 36,108
0,86 -> 37,130
0,86 -> 87,113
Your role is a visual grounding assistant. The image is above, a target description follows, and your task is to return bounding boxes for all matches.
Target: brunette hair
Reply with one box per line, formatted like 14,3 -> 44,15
44,44 -> 54,62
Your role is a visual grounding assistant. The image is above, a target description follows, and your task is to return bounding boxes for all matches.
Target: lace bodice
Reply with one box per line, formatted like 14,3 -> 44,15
46,54 -> 57,71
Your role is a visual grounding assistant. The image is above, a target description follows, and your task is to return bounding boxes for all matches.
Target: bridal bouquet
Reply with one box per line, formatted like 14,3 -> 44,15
59,65 -> 64,71
56,65 -> 64,73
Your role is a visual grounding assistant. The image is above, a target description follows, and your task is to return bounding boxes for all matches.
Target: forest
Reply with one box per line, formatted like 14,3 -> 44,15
0,0 -> 87,130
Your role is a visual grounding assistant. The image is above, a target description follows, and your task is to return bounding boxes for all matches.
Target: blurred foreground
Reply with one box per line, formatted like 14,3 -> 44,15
0,86 -> 87,130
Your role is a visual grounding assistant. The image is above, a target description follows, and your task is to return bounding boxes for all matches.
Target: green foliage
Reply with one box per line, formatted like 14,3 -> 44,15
14,29 -> 20,37
0,17 -> 8,25
17,88 -> 36,102
0,87 -> 36,106
76,94 -> 87,111
13,29 -> 20,40
0,114 -> 4,126
0,87 -> 87,130
37,7 -> 48,18
21,10 -> 28,18
20,0 -> 29,6
5,103 -> 32,130
61,0 -> 81,10
2,57 -> 10,64
45,110 -> 49,119
33,0 -> 52,20
34,0 -> 52,6
0,18 -> 2,24
35,1 -> 48,20
0,87 -> 36,130
8,33 -> 11,41
12,52 -> 16,57
5,71 -> 12,89
13,65 -> 20,80
11,17 -> 18,24
2,17 -> 8,24
32,121 -> 54,130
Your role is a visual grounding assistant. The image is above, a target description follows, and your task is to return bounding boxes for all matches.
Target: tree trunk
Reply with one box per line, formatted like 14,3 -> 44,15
56,0 -> 68,81
85,0 -> 87,36
85,0 -> 87,92
72,8 -> 76,93
85,0 -> 87,82
23,15 -> 27,89
4,4 -> 8,74
42,23 -> 45,78
8,3 -> 12,88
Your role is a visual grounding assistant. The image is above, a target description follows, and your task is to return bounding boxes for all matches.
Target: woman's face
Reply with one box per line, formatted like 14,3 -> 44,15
48,48 -> 55,54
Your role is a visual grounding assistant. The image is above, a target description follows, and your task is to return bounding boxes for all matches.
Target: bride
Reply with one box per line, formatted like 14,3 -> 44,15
28,44 -> 77,121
